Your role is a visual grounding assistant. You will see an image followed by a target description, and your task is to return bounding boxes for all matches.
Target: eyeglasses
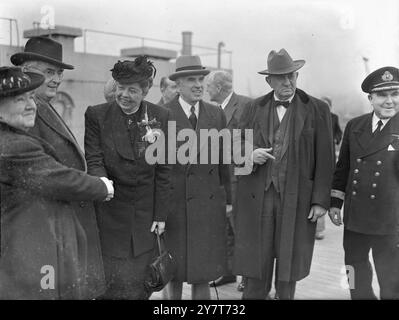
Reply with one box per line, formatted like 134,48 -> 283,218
22,65 -> 64,80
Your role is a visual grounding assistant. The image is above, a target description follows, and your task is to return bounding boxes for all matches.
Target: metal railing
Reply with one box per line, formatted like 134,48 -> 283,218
82,28 -> 232,69
0,17 -> 20,47
1,19 -> 232,69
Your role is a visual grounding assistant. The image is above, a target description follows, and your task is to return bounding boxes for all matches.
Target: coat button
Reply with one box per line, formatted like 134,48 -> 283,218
352,191 -> 357,196
372,183 -> 377,188
354,169 -> 359,174
353,180 -> 358,185
356,158 -> 362,163
370,195 -> 376,200
79,201 -> 85,208
376,160 -> 382,165
375,172 -> 380,177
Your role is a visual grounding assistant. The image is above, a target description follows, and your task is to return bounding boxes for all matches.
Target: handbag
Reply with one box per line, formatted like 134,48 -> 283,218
144,228 -> 177,293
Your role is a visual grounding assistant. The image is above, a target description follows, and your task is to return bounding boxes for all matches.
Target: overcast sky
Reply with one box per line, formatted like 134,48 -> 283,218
1,0 -> 399,116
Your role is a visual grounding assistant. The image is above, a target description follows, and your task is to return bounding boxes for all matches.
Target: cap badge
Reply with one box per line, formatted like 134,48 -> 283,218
382,71 -> 393,82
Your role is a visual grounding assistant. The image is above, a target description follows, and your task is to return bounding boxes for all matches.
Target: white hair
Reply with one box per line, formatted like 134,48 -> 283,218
207,70 -> 233,93
104,78 -> 117,102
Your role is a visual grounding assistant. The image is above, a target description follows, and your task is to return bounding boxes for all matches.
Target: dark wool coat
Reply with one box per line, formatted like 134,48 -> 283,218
223,93 -> 253,211
84,101 -> 171,258
224,93 -> 253,131
331,112 -> 343,145
0,122 -> 108,299
233,89 -> 335,282
163,96 -> 232,283
29,96 -> 107,299
332,112 -> 399,235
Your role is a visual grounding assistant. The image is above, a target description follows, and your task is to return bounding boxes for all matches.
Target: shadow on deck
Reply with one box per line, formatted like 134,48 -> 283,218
151,220 -> 380,300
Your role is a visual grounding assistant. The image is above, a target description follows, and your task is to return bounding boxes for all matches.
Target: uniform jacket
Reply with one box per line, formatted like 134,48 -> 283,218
0,122 -> 108,299
29,96 -> 106,298
84,101 -> 171,258
163,96 -> 232,283
332,112 -> 399,235
233,89 -> 335,282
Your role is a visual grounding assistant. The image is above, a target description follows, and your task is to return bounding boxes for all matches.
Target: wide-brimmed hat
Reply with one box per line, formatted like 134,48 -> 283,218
169,55 -> 210,81
11,37 -> 74,70
258,48 -> 305,75
361,66 -> 399,93
0,66 -> 45,98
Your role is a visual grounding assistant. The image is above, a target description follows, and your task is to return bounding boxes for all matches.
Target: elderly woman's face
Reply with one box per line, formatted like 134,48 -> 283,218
0,92 -> 37,130
115,82 -> 145,113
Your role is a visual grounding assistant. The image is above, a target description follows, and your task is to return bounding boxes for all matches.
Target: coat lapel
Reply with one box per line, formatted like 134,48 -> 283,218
224,93 -> 238,126
36,100 -> 79,146
361,112 -> 399,157
108,102 -> 135,160
292,94 -> 308,146
280,108 -> 293,159
35,98 -> 87,171
196,101 -> 215,156
256,97 -> 273,147
353,113 -> 373,152
168,97 -> 193,148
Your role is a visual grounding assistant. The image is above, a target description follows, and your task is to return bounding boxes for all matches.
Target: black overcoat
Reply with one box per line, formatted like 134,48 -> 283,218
233,89 -> 335,282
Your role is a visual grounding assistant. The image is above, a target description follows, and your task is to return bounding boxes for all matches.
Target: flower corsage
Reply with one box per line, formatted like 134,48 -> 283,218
137,104 -> 161,144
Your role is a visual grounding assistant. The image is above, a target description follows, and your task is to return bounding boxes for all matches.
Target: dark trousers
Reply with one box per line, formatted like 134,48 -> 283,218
164,281 -> 210,300
225,179 -> 237,277
343,229 -> 398,300
394,240 -> 399,299
243,185 -> 296,300
225,218 -> 235,276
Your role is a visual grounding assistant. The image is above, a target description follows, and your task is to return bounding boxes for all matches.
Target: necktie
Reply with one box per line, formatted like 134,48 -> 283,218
275,100 -> 290,108
373,119 -> 383,136
189,105 -> 197,129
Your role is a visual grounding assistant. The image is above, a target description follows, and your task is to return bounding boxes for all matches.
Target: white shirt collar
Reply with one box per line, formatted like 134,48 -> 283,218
220,92 -> 234,110
273,93 -> 294,103
372,112 -> 390,132
179,96 -> 199,118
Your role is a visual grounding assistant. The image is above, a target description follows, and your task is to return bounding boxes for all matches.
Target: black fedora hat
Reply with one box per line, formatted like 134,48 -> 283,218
0,66 -> 45,98
258,48 -> 305,75
11,37 -> 74,70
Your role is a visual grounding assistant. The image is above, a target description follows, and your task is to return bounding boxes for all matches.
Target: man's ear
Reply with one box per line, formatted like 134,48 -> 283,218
265,76 -> 271,86
368,94 -> 372,102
